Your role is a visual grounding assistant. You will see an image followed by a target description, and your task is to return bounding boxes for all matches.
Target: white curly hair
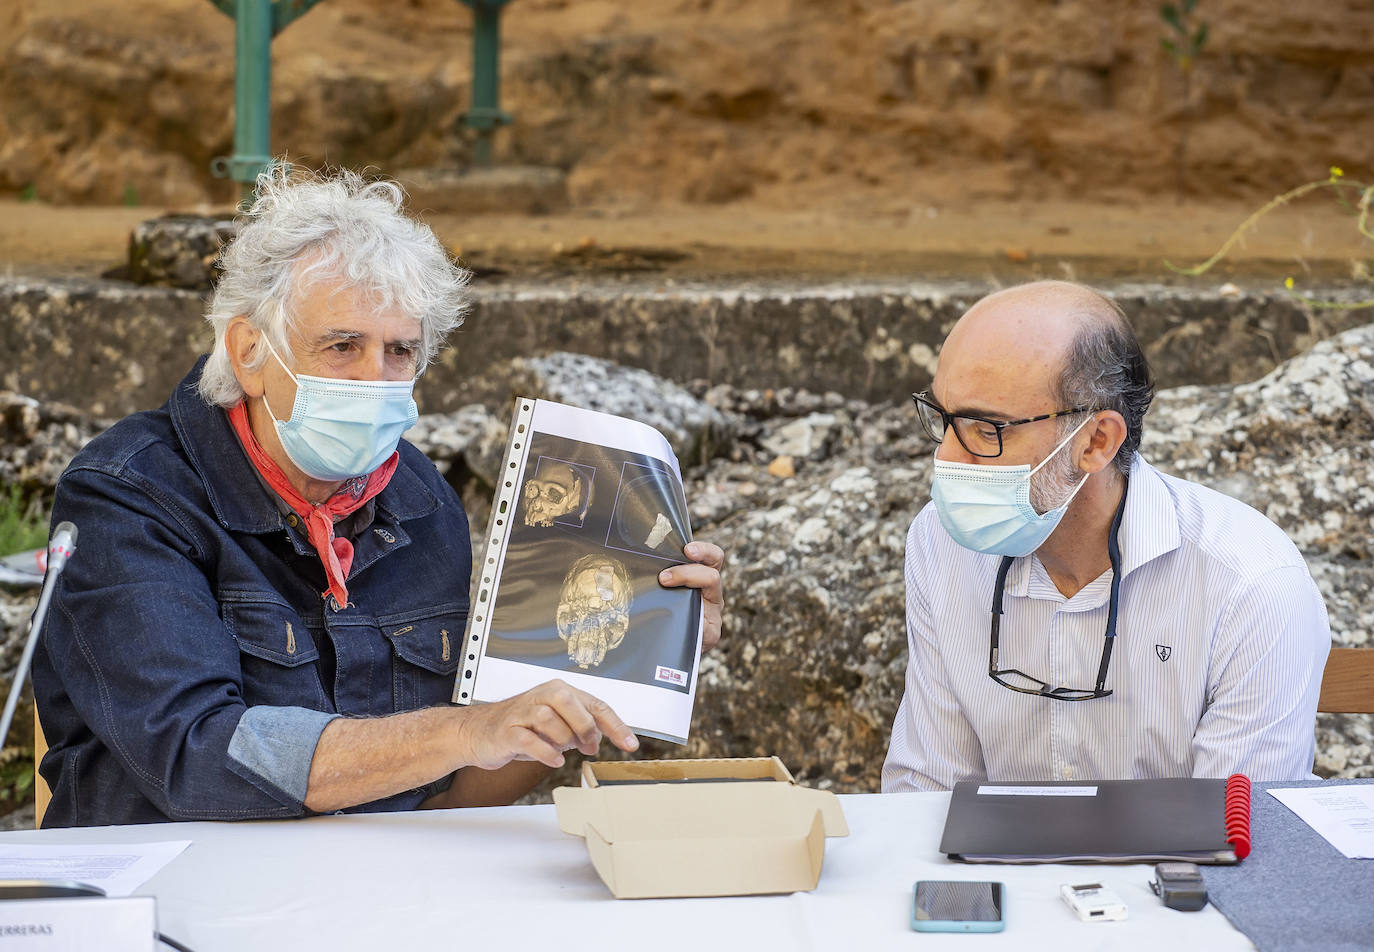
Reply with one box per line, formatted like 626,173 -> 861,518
197,165 -> 470,407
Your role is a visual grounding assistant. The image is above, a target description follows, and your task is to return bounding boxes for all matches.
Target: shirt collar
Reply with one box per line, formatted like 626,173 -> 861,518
1005,453 -> 1181,601
170,356 -> 439,534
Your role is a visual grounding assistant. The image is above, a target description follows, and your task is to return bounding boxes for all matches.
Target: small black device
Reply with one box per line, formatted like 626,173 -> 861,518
910,880 -> 1005,933
1150,862 -> 1209,911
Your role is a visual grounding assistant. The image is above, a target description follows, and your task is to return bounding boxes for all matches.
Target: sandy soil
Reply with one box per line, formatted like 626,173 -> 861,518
3,196 -> 1370,289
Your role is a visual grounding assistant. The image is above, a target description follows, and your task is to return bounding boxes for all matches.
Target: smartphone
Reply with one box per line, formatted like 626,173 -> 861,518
910,880 -> 1006,933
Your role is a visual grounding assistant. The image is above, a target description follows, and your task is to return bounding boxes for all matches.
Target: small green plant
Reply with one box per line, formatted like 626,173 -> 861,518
18,184 -> 37,203
1160,1 -> 1208,71
0,747 -> 34,807
0,487 -> 48,558
1167,167 -> 1374,309
122,184 -> 140,207
1160,1 -> 1209,201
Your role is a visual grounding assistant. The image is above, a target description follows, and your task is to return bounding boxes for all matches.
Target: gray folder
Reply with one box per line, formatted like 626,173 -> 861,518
939,777 -> 1244,864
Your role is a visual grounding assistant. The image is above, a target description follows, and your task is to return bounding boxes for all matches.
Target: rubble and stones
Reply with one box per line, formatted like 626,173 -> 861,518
126,214 -> 237,290
2,323 -> 1370,804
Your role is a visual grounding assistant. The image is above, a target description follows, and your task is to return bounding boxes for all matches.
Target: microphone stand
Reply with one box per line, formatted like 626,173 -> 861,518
0,523 -> 77,749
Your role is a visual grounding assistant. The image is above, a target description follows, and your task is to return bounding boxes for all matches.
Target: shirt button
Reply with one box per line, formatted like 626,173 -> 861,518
286,514 -> 299,528
1062,765 -> 1075,780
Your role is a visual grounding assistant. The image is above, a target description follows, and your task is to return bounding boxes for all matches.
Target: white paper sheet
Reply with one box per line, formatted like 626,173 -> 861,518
0,840 -> 191,896
1268,785 -> 1374,859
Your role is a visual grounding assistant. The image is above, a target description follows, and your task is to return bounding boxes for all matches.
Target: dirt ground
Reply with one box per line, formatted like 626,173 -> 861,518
4,0 -> 1372,285
4,0 -> 1373,217
3,195 -> 1371,290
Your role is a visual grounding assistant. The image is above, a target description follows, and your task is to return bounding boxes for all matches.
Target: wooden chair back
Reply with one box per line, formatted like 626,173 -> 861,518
1318,647 -> 1374,715
33,707 -> 50,829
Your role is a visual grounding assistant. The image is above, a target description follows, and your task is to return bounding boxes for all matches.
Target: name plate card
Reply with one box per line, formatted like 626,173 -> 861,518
0,897 -> 156,951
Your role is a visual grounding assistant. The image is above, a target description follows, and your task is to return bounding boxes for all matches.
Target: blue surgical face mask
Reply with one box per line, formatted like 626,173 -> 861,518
261,339 -> 418,482
930,414 -> 1094,557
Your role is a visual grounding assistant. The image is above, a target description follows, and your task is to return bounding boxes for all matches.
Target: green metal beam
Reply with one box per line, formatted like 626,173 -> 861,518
458,0 -> 513,165
272,0 -> 326,35
207,0 -> 326,203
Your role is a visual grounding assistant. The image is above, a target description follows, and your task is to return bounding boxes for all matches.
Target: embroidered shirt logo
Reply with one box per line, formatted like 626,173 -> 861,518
1155,644 -> 1172,662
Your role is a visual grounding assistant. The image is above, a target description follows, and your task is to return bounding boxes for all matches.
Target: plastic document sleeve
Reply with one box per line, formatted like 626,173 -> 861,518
453,397 -> 704,745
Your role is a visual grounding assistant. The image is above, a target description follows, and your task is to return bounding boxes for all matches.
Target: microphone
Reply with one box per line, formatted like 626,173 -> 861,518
0,522 -> 80,753
46,522 -> 77,574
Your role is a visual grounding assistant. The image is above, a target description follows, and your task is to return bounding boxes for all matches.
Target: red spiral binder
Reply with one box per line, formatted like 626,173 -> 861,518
1224,773 -> 1252,859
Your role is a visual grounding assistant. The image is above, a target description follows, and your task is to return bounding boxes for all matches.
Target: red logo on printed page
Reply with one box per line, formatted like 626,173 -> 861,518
655,665 -> 687,686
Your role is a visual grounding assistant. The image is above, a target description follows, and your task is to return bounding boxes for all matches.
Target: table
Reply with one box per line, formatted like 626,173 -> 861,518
0,792 -> 1255,951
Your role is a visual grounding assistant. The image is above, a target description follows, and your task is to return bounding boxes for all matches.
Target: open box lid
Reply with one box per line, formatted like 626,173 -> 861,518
553,757 -> 849,899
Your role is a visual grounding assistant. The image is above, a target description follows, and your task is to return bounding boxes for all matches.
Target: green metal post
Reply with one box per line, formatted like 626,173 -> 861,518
232,0 -> 273,203
208,0 -> 325,203
459,0 -> 513,165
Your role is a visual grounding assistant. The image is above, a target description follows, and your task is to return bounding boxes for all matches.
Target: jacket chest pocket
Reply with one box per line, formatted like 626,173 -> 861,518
380,601 -> 467,712
222,595 -> 329,711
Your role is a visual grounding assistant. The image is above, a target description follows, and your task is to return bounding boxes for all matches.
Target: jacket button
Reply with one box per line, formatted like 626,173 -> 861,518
286,514 -> 299,528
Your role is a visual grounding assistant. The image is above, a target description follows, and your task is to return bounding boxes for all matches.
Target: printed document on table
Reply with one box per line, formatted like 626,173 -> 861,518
0,841 -> 191,895
1268,786 -> 1374,859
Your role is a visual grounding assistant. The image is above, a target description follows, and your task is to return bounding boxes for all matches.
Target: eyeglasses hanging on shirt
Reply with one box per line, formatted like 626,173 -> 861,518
987,479 -> 1128,701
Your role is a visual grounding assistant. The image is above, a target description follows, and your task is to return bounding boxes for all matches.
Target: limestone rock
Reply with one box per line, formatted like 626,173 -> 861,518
0,392 -> 107,494
502,352 -> 738,466
0,590 -> 36,676
5,274 -> 1369,419
2,325 -> 1371,798
766,455 -> 796,479
406,403 -> 508,487
127,214 -> 237,290
0,276 -> 208,418
395,166 -> 569,216
1143,322 -> 1374,649
760,413 -> 843,460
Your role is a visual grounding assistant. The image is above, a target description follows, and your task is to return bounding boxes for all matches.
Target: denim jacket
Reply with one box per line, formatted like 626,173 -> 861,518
32,359 -> 472,827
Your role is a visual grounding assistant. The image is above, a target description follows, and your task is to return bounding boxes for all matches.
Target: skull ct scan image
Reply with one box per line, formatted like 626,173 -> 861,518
556,554 -> 634,668
521,458 -> 594,528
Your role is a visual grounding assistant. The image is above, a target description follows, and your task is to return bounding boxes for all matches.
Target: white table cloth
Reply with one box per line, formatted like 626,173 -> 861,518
0,792 -> 1253,950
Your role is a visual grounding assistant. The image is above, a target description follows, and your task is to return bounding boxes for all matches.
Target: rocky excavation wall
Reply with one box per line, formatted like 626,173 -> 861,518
3,272 -> 1370,420
2,324 -> 1370,799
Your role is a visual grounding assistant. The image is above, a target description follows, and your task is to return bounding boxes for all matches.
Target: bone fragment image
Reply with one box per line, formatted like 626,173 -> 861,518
556,554 -> 633,668
521,461 -> 587,527
643,511 -> 674,549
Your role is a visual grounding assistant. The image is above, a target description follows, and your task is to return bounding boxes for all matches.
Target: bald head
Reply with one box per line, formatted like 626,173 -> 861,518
942,282 -> 1129,404
933,281 -> 1152,475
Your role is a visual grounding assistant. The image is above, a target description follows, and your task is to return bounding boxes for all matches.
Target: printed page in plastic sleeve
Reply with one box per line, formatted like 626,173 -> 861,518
454,397 -> 704,745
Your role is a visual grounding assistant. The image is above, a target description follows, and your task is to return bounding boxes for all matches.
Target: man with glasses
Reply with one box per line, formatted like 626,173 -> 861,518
32,169 -> 726,826
881,281 -> 1329,792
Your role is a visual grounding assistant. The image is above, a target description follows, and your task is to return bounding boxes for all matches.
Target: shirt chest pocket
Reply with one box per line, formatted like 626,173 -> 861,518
221,594 -> 330,711
379,601 -> 467,711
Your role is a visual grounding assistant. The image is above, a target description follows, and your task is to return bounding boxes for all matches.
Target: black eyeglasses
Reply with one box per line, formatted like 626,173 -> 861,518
987,479 -> 1128,701
912,391 -> 1093,459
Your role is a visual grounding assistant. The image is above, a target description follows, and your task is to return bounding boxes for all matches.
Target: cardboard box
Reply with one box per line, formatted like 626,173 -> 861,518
553,757 -> 849,899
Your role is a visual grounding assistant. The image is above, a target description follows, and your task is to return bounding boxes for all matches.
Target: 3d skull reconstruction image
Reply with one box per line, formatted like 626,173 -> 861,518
521,459 -> 592,527
556,554 -> 634,668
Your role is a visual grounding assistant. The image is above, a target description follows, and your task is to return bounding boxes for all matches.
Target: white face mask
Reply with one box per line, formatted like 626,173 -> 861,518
261,340 -> 418,482
929,414 -> 1094,557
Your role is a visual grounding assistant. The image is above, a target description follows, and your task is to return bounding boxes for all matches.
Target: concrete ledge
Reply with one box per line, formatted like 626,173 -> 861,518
2,274 -> 1367,417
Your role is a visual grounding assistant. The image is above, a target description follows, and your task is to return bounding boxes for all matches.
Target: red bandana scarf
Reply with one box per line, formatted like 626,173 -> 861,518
227,401 -> 398,609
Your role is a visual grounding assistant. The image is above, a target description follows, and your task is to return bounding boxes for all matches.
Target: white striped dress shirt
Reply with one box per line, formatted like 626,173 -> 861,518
882,456 -> 1330,792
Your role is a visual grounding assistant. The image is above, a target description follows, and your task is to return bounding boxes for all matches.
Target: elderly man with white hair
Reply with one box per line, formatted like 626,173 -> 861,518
32,169 -> 724,827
